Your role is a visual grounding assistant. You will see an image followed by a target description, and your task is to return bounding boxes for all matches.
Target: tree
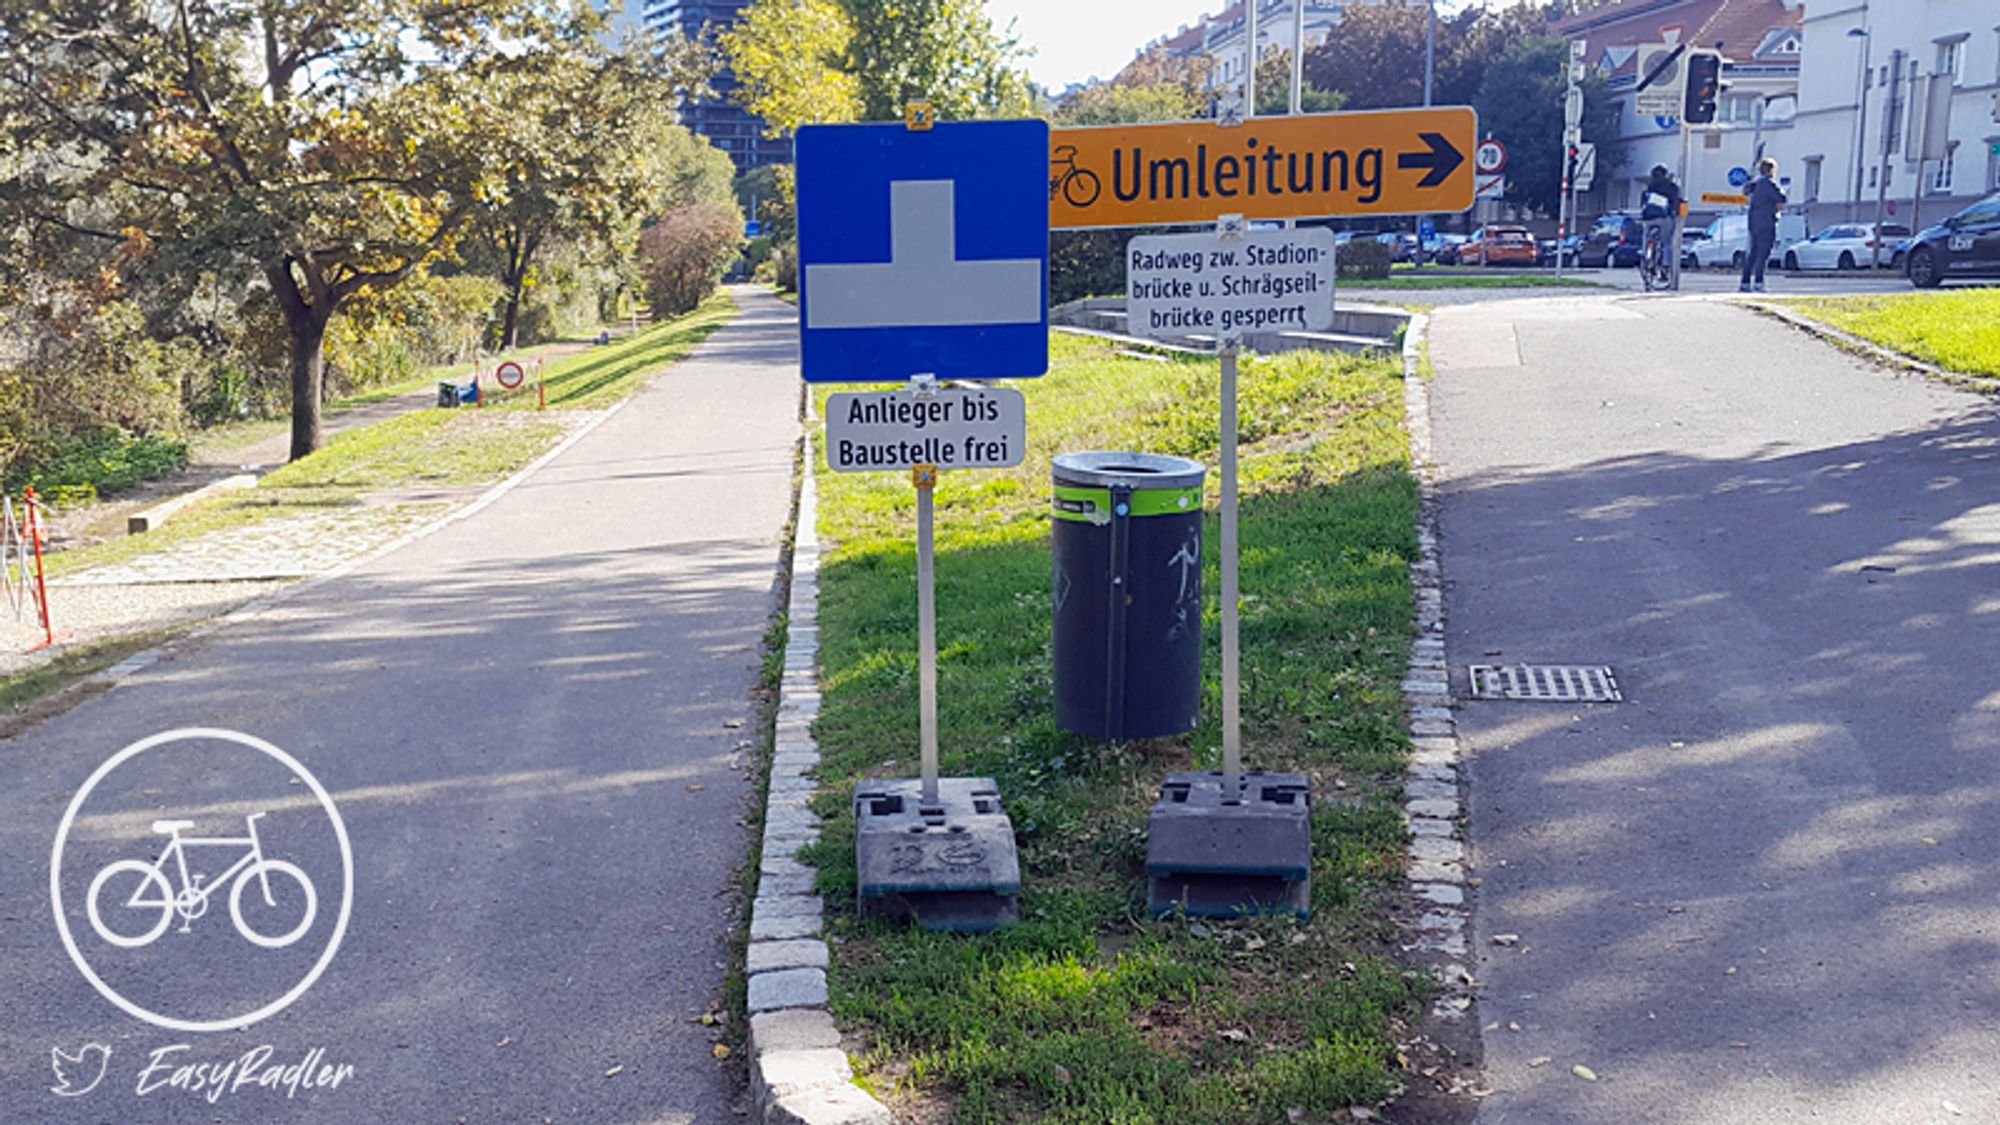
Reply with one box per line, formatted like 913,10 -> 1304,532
1302,1 -> 1546,112
470,53 -> 733,349
721,0 -> 861,137
840,0 -> 1034,121
1253,49 -> 1345,116
639,204 -> 745,315
1473,37 -> 1620,215
0,0 -> 604,460
1054,83 -> 1199,127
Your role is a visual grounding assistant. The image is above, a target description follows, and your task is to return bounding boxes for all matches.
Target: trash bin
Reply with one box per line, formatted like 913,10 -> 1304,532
437,382 -> 460,408
1051,452 -> 1206,741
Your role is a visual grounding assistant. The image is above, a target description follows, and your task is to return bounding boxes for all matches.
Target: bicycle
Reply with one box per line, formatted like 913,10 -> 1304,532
87,812 -> 317,950
1048,145 -> 1100,208
1639,221 -> 1673,291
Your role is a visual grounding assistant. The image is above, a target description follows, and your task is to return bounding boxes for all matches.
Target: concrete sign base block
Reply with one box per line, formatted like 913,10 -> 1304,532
1145,771 -> 1312,919
855,776 -> 1021,933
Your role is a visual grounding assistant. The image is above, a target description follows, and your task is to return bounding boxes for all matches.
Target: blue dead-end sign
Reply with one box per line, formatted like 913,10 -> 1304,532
797,119 -> 1049,384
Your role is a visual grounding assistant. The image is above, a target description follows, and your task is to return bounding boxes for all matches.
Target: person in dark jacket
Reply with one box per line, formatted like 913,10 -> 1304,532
1741,158 -> 1787,292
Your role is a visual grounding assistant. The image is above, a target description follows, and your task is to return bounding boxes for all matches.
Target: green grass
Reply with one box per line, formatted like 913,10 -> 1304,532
804,333 -> 1427,1122
1776,291 -> 2000,379
1350,273 -> 1607,290
529,292 -> 737,408
0,627 -> 192,715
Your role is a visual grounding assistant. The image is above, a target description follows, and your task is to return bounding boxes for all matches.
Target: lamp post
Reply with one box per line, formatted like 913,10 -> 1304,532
1848,26 -> 1871,215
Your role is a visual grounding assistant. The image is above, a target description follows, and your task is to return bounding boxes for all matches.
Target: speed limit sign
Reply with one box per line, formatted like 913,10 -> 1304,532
1474,140 -> 1508,175
495,360 -> 526,389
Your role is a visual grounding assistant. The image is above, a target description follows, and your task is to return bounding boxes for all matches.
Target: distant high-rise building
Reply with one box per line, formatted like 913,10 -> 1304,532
619,0 -> 792,172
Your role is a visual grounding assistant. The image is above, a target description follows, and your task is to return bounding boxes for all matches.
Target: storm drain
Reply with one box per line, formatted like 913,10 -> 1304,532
1468,664 -> 1622,703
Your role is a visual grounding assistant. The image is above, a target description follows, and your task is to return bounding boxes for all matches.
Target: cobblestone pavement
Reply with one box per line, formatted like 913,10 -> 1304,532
51,504 -> 441,585
0,580 -> 285,677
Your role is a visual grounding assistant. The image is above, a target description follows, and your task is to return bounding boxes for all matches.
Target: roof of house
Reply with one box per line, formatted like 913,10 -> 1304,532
1554,0 -> 1802,79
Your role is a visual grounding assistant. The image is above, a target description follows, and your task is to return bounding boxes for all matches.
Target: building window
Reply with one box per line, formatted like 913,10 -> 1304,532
1933,143 -> 1957,192
1869,165 -> 1878,188
1802,156 -> 1822,200
1936,37 -> 1966,84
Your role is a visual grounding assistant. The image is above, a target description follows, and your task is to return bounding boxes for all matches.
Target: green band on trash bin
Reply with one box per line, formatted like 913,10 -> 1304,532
1052,485 -> 1201,522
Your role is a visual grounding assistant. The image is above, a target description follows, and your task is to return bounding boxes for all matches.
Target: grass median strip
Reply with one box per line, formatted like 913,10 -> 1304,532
804,332 -> 1426,1123
1775,290 -> 2000,380
46,295 -> 739,581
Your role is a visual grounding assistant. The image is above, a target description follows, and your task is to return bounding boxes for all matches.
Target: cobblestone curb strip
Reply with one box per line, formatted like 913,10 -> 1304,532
747,427 -> 894,1125
1398,317 -> 1479,1023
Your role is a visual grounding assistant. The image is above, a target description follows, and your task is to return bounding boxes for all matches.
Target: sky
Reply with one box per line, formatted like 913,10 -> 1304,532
989,0 -> 1226,91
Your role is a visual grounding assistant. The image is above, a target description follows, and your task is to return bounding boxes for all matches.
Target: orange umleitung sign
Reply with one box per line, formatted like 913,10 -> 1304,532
1049,107 -> 1478,229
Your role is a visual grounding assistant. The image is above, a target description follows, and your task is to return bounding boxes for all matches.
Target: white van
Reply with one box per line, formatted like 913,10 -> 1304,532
1688,212 -> 1808,270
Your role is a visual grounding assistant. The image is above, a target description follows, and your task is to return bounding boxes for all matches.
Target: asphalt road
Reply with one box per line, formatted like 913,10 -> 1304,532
1432,293 -> 2000,1123
0,286 -> 800,1122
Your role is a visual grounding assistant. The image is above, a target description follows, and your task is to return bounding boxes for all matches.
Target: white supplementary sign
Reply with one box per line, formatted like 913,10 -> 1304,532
1475,173 -> 1506,200
1633,44 -> 1687,118
1125,227 -> 1336,342
824,386 -> 1026,473
1573,142 -> 1597,191
803,180 -> 1042,330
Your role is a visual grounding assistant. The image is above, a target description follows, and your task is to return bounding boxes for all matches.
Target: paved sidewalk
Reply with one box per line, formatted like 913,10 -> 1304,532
1431,293 -> 2000,1124
0,286 -> 796,1121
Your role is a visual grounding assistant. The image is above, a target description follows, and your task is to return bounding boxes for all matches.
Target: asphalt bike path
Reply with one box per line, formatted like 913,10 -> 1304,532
1432,294 -> 2000,1123
0,286 -> 800,1122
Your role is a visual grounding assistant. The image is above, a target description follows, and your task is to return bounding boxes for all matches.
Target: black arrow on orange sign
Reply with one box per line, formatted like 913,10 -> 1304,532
1398,132 -> 1464,188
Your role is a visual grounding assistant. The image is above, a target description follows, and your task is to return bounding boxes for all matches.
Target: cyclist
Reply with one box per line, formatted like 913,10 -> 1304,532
1638,164 -> 1682,283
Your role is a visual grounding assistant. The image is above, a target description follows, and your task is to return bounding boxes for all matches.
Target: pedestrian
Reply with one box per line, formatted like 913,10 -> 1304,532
1741,158 -> 1786,293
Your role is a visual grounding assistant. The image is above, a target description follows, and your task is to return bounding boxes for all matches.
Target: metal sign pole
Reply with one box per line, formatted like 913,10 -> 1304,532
915,460 -> 940,808
1220,342 -> 1242,803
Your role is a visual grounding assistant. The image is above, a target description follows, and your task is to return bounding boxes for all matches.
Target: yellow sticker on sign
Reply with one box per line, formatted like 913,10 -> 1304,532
1050,107 -> 1478,229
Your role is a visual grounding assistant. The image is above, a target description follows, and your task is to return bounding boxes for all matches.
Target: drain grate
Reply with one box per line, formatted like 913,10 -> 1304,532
1468,664 -> 1621,703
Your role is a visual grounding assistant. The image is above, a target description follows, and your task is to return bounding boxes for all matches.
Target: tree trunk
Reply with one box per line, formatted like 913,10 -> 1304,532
502,274 -> 524,351
269,258 -> 333,462
287,312 -> 329,461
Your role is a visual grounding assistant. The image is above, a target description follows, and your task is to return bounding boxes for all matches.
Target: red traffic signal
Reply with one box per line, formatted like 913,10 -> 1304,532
1685,52 -> 1722,124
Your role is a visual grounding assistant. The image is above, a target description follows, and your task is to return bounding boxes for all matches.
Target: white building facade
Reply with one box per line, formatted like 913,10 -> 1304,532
1202,0 -> 1349,99
1560,0 -> 1805,222
1783,0 -> 2000,226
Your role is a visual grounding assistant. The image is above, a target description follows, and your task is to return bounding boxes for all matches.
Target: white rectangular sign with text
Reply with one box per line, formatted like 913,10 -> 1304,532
824,386 -> 1026,473
1126,227 -> 1336,341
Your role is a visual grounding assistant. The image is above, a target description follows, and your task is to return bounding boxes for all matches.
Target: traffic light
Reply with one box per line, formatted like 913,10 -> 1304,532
1685,52 -> 1721,124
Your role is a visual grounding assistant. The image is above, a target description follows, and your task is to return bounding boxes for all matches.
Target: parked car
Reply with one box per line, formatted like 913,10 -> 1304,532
1886,236 -> 1913,269
1687,212 -> 1808,270
1376,232 -> 1417,263
1780,223 -> 1910,271
1578,211 -> 1645,268
1680,227 -> 1709,268
1904,191 -> 2000,287
1465,225 -> 1538,266
1427,233 -> 1469,265
1538,236 -> 1582,267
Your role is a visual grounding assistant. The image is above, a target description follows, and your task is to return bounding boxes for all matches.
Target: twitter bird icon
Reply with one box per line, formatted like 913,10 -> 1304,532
51,1043 -> 110,1097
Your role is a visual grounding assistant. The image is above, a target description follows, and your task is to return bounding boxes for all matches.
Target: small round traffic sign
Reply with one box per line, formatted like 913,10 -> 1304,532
495,361 -> 525,389
1474,140 -> 1508,174
1727,166 -> 1749,188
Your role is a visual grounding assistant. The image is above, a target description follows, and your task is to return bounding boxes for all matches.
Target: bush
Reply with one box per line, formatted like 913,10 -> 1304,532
0,299 -> 194,493
1050,229 -> 1128,306
325,271 -> 505,392
3,429 -> 189,505
1336,239 -> 1392,280
640,203 -> 746,315
770,241 -> 797,292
